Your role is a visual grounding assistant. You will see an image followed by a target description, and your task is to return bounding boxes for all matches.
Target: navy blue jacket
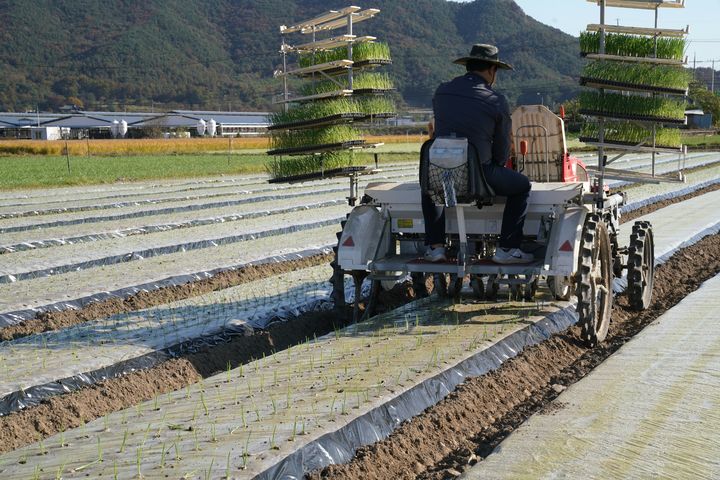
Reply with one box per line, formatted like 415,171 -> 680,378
432,73 -> 512,166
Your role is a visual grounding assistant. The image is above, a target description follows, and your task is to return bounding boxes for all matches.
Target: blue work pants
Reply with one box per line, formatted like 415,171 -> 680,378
422,164 -> 531,249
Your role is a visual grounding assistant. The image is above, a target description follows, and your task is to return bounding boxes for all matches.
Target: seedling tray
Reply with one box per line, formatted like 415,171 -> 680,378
580,77 -> 687,96
581,52 -> 685,65
267,140 -> 366,156
319,59 -> 393,76
268,166 -> 369,184
580,137 -> 683,153
267,113 -> 366,131
351,88 -> 395,95
579,109 -> 687,125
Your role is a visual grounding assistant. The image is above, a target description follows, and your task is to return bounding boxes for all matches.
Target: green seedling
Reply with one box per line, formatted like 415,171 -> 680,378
579,91 -> 686,120
291,416 -> 298,441
581,121 -> 682,148
298,41 -> 391,68
160,442 -> 167,469
582,61 -> 690,91
120,429 -> 128,453
204,458 -> 214,480
270,424 -> 279,450
200,391 -> 209,416
55,460 -> 68,480
580,31 -> 685,60
269,124 -> 361,151
241,431 -> 252,469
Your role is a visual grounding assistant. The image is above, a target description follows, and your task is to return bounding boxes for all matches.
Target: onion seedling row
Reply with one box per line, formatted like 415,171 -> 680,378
0,194 -> 349,253
0,204 -> 349,282
0,165 -> 416,230
0,174 -> 274,211
0,265 -> 341,400
0,225 -> 340,318
0,293 -> 568,479
0,181 -> 290,218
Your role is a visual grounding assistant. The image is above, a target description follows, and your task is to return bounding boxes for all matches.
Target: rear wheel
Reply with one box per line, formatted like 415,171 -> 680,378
485,274 -> 500,301
524,276 -> 539,301
576,214 -> 613,347
627,221 -> 654,311
471,275 -> 485,299
547,276 -> 572,300
447,274 -> 464,299
434,273 -> 449,298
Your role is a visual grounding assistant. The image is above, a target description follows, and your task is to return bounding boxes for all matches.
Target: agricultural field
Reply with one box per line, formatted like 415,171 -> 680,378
0,145 -> 719,479
0,136 -> 424,189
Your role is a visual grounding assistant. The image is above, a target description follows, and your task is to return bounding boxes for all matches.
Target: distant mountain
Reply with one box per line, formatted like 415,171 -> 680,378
0,0 -> 583,112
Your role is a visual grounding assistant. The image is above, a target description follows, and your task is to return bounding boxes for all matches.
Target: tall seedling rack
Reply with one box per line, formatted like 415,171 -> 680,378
580,0 -> 690,205
268,6 -> 395,205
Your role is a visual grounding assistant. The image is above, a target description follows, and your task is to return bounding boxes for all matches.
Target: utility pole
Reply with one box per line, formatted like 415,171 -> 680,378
712,60 -> 716,93
693,52 -> 697,79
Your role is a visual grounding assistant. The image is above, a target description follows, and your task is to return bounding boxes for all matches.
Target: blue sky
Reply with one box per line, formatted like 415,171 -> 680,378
452,0 -> 719,68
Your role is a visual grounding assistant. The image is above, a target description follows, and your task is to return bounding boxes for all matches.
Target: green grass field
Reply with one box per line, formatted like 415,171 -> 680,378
2,135 -> 715,190
681,134 -> 720,148
0,148 -> 419,190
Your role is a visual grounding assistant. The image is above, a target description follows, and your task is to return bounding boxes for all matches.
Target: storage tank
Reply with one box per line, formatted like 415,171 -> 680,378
118,120 -> 128,138
196,119 -> 207,136
207,118 -> 217,137
111,120 -> 119,138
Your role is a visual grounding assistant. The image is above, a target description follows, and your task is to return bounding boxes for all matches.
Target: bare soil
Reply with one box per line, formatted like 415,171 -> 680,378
310,233 -> 720,480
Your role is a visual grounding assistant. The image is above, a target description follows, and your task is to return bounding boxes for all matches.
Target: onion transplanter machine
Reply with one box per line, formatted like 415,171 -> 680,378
332,105 -> 656,347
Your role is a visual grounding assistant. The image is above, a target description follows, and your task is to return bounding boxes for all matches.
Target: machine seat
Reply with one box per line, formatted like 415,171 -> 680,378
512,105 -> 568,183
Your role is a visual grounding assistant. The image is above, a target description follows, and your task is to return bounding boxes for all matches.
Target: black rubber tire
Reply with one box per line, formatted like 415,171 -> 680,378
411,272 -> 429,298
627,221 -> 655,311
434,273 -> 450,297
485,274 -> 500,301
524,277 -> 539,301
508,275 -> 522,301
576,214 -> 614,347
547,276 -> 572,301
447,274 -> 464,299
330,216 -> 351,307
471,276 -> 485,300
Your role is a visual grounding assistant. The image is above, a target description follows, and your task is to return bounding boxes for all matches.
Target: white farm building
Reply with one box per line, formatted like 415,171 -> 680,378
0,110 -> 269,140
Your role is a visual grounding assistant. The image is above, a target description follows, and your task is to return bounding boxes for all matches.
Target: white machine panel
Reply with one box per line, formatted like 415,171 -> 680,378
338,206 -> 390,271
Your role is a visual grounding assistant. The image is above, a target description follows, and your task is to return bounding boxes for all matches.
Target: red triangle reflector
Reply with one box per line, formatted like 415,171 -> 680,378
559,240 -> 573,252
342,236 -> 355,247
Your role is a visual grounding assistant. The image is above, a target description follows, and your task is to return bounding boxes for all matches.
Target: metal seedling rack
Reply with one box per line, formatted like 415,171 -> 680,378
581,0 -> 689,196
269,6 -> 396,204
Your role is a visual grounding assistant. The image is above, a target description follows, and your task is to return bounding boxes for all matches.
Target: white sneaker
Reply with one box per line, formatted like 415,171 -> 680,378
424,246 -> 447,262
492,247 -> 534,264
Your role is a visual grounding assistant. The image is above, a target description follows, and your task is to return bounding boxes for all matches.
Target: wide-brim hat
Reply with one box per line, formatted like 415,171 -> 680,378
453,44 -> 513,70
